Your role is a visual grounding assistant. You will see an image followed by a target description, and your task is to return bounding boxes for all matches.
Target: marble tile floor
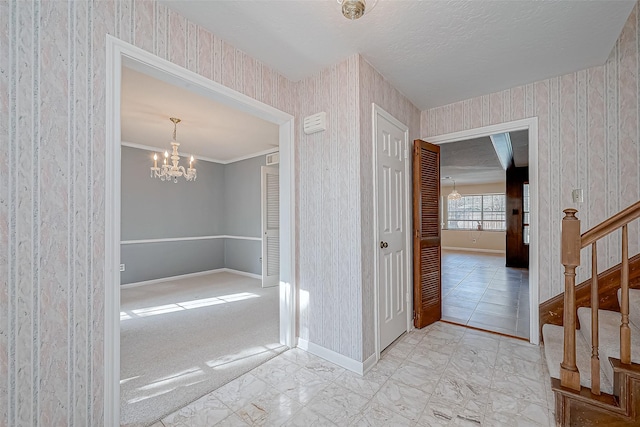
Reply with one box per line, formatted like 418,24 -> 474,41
152,321 -> 554,427
441,250 -> 530,339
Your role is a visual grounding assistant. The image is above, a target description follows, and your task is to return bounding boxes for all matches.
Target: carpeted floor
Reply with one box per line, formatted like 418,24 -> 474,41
120,272 -> 284,426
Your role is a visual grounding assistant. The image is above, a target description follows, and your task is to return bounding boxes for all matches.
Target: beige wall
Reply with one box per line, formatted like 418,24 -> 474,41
440,182 -> 506,252
423,5 -> 640,302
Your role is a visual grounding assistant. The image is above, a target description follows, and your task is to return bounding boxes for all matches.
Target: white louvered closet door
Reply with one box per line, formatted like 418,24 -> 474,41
261,167 -> 280,287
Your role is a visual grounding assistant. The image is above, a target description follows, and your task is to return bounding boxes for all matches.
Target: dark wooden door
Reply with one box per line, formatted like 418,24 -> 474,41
412,139 -> 441,328
506,166 -> 529,268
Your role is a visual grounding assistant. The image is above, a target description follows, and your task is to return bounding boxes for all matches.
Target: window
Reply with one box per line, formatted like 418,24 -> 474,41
447,194 -> 506,231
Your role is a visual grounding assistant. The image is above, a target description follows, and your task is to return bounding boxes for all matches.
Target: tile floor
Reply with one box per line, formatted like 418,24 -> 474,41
153,322 -> 554,426
441,250 -> 530,339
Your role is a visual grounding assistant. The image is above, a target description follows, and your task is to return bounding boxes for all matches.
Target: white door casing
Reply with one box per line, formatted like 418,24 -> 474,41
374,106 -> 410,352
262,166 -> 280,287
105,36 -> 296,426
425,117 -> 539,344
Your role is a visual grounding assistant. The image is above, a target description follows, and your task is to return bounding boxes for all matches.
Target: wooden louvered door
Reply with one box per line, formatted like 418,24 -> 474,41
413,140 -> 441,328
261,166 -> 279,287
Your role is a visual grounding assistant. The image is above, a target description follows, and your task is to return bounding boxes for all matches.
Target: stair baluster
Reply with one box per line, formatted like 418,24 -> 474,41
591,242 -> 600,394
621,224 -> 630,364
561,208 -> 581,391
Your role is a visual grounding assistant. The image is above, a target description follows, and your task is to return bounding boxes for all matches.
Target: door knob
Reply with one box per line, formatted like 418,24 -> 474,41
380,241 -> 388,248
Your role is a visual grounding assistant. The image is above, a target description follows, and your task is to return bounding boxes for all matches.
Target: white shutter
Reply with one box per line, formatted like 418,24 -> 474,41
262,167 -> 280,287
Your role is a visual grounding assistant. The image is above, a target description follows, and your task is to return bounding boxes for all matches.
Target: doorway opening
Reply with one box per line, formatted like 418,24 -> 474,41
426,118 -> 539,344
104,36 -> 296,426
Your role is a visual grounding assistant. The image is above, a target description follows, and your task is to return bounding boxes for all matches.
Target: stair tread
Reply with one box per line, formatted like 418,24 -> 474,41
542,323 -> 613,394
577,307 -> 640,386
617,288 -> 640,330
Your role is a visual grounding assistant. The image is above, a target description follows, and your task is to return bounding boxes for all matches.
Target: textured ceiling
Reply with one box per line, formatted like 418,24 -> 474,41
440,130 -> 528,185
121,67 -> 279,162
441,136 -> 504,185
162,0 -> 635,110
510,130 -> 529,168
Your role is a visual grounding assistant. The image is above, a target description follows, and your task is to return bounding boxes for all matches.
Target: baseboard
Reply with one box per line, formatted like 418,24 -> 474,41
362,353 -> 377,375
120,267 -> 261,288
442,246 -> 506,254
222,268 -> 262,280
297,339 -> 372,375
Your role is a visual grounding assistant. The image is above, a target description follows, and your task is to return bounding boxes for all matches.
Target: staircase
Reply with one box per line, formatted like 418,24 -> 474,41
542,201 -> 640,426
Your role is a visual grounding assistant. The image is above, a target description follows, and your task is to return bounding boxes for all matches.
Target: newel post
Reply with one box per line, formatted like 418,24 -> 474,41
561,208 -> 581,391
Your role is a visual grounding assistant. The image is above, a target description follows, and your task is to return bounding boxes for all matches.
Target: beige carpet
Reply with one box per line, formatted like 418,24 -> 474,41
120,272 -> 284,426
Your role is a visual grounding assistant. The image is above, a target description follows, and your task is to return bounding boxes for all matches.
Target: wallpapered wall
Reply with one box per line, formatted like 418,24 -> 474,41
295,55 -> 421,363
297,55 -> 364,361
4,0 -> 639,424
1,1 -> 295,425
358,57 -> 421,360
422,5 -> 640,302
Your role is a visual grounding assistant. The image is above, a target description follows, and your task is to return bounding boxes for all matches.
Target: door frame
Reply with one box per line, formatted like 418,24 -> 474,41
372,103 -> 412,361
104,36 -> 296,426
424,117 -> 540,345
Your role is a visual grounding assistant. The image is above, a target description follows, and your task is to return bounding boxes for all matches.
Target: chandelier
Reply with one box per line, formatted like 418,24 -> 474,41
150,117 -> 197,183
444,176 -> 462,200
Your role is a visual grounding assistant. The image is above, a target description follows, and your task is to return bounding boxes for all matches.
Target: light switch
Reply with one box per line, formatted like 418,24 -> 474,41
572,189 -> 584,203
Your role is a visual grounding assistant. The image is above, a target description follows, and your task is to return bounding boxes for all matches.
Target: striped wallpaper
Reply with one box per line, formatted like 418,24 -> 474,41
422,5 -> 640,303
296,55 -> 421,363
1,1 -> 295,425
3,0 -> 640,425
358,57 -> 421,359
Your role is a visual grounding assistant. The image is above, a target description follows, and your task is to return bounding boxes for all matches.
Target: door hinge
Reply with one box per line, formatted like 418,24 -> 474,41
404,149 -> 408,159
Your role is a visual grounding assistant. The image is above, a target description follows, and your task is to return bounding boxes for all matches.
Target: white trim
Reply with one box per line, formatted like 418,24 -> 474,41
362,353 -> 377,375
227,147 -> 279,165
105,36 -> 297,426
297,339 -> 369,375
120,268 -> 226,289
120,235 -> 261,245
104,36 -> 120,427
372,104 -> 412,363
121,141 -> 224,164
424,117 -> 540,345
442,246 -> 506,254
224,235 -> 262,241
120,268 -> 261,289
224,268 -> 262,280
122,140 -> 279,165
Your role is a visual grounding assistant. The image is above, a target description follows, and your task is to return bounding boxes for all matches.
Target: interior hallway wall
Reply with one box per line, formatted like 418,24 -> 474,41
358,57 -> 421,359
297,55 -> 364,362
422,5 -> 640,302
1,1 -> 295,425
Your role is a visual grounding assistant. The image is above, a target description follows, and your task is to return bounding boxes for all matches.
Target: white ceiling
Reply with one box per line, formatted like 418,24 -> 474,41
120,67 -> 279,162
162,0 -> 635,110
440,130 -> 528,185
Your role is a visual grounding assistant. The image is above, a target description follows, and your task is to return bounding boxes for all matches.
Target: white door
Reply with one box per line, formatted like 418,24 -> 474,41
376,109 -> 409,351
261,166 -> 279,287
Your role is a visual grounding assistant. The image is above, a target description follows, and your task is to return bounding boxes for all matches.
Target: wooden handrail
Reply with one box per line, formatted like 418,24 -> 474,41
560,200 -> 640,394
581,201 -> 640,248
